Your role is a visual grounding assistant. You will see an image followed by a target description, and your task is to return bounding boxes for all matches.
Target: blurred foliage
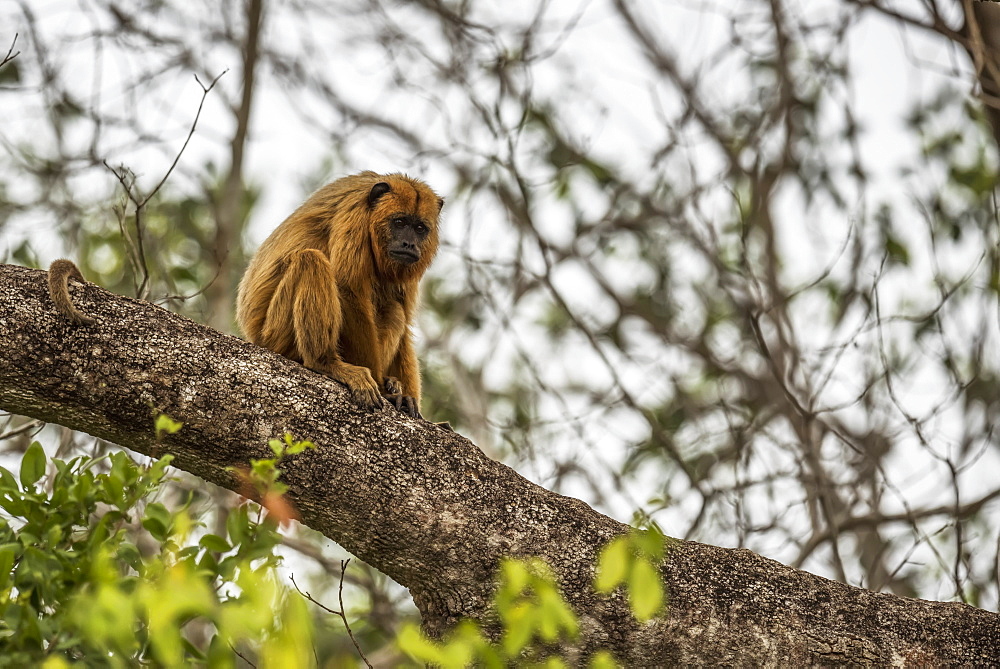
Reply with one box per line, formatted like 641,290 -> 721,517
0,442 -> 312,667
75,175 -> 258,326
594,528 -> 670,622
397,551 -> 662,669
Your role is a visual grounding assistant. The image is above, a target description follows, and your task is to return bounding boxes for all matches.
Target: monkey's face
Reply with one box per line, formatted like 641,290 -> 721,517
367,176 -> 443,282
386,215 -> 430,265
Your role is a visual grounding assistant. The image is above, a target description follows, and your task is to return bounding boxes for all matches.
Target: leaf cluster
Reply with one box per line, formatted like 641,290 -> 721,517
398,531 -> 671,668
0,441 -> 312,667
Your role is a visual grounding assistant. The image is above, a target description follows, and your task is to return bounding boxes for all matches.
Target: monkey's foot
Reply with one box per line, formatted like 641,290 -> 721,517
383,376 -> 404,396
327,363 -> 382,410
384,392 -> 422,419
381,377 -> 422,419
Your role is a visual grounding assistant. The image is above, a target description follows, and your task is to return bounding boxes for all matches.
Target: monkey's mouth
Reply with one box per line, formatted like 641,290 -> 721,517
389,250 -> 420,264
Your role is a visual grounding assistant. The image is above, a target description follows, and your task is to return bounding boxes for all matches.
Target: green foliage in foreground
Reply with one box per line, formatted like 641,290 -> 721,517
0,432 -> 667,667
594,527 -> 669,621
0,440 -> 311,667
397,530 -> 668,668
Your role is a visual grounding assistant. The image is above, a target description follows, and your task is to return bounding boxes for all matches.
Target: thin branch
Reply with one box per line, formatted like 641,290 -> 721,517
102,69 -> 227,300
0,33 -> 18,69
143,70 -> 227,207
229,643 -> 256,668
290,561 -> 373,669
0,419 -> 43,442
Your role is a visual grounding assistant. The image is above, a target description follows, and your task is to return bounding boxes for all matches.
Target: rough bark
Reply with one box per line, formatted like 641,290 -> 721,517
0,263 -> 997,665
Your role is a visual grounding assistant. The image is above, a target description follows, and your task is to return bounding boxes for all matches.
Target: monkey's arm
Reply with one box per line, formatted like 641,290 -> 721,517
385,332 -> 421,418
48,259 -> 95,325
337,290 -> 387,379
260,250 -> 382,408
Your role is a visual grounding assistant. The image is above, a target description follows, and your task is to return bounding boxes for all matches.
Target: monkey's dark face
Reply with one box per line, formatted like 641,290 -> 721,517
386,214 -> 430,266
366,177 -> 443,282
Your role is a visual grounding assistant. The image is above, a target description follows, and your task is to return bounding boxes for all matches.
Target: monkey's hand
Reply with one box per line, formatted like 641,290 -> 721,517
382,377 -> 421,419
326,361 -> 383,410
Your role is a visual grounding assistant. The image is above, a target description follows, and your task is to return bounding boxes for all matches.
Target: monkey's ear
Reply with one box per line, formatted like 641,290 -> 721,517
368,182 -> 391,208
437,197 -> 445,211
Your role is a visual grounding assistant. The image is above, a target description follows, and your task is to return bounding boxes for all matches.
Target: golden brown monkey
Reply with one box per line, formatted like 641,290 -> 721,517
48,259 -> 95,325
236,171 -> 443,417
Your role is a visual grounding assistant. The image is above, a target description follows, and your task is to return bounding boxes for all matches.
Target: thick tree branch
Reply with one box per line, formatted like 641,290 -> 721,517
0,263 -> 997,664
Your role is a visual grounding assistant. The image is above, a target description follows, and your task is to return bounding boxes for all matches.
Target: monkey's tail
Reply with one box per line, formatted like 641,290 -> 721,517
48,259 -> 96,325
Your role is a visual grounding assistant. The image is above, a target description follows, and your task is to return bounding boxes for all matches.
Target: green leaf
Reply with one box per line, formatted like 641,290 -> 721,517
144,502 -> 173,531
627,557 -> 664,621
285,438 -> 315,456
142,517 -> 169,542
397,624 -> 447,664
154,414 -> 183,438
145,454 -> 175,486
20,442 -> 46,489
0,543 -> 19,589
141,502 -> 175,542
501,602 -> 534,656
227,505 -> 249,546
0,466 -> 18,494
116,542 -> 141,571
500,558 -> 531,598
250,458 -> 278,483
633,528 -> 666,561
589,650 -> 621,668
199,534 -> 231,553
594,535 -> 630,593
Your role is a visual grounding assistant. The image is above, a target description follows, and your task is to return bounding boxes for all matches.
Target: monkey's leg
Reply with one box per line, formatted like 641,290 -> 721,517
261,249 -> 382,408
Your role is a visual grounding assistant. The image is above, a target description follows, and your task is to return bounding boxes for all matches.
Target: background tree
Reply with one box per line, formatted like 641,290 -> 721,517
2,0 -> 1000,662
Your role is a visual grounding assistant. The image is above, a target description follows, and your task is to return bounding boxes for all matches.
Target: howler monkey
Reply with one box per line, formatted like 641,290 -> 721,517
236,171 -> 443,418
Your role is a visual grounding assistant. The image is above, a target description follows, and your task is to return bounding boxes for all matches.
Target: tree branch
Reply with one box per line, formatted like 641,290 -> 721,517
0,263 -> 996,664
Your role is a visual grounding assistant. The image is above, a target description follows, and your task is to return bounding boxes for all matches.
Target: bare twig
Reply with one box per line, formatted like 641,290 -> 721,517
0,33 -> 19,69
290,560 -> 373,669
229,643 -> 256,668
102,69 -> 227,299
0,419 -> 43,442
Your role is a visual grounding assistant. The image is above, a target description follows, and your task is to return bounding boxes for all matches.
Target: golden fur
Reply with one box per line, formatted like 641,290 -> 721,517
236,171 -> 442,415
48,259 -> 95,325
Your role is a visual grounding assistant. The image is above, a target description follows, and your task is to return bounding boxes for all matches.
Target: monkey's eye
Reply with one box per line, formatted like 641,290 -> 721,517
392,217 -> 407,228
414,223 -> 427,235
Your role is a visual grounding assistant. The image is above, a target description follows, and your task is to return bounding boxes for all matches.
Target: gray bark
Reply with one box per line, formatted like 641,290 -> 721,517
0,263 -> 997,665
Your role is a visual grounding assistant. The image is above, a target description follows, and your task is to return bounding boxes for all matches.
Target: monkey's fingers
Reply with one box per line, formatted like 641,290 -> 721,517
350,386 -> 383,410
384,393 -> 422,419
329,363 -> 383,411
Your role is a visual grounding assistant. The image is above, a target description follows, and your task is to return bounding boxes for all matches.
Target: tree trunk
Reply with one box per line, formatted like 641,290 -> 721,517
0,263 -> 996,665
206,0 -> 262,332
